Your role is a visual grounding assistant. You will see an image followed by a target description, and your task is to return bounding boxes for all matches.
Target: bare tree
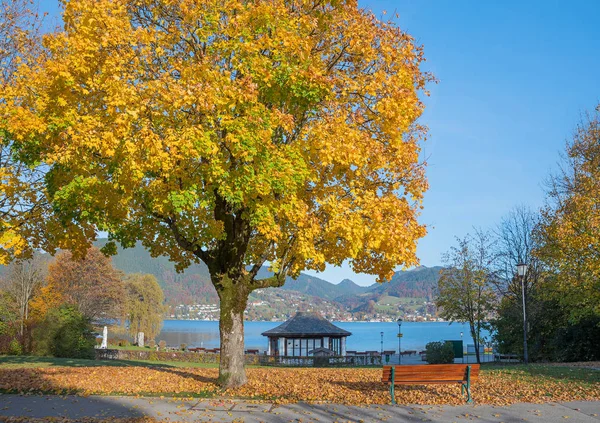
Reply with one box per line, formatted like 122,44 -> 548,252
437,229 -> 497,364
494,205 -> 542,296
1,254 -> 46,337
492,205 -> 543,364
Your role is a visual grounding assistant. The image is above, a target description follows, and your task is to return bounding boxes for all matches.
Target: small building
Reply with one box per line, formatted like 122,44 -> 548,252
261,312 -> 352,357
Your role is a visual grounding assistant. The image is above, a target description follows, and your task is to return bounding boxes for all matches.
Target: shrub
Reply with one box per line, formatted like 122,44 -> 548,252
425,341 -> 455,364
34,305 -> 96,359
180,343 -> 187,351
108,337 -> 131,347
158,340 -> 166,350
147,339 -> 156,348
8,338 -> 22,355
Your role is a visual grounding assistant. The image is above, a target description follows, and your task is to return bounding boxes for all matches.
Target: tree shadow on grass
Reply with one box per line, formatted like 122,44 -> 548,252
0,355 -> 180,369
0,355 -> 219,389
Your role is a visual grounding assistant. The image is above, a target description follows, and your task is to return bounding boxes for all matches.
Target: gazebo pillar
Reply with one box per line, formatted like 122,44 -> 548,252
341,337 -> 347,356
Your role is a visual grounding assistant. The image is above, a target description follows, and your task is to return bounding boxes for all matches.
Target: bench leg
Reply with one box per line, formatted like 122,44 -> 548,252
390,366 -> 396,405
464,365 -> 473,403
462,382 -> 472,403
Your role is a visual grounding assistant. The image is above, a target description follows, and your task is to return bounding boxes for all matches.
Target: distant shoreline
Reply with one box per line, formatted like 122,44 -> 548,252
163,318 -> 450,323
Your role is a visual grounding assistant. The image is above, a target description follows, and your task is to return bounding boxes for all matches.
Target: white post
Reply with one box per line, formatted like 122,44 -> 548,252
100,326 -> 108,349
341,337 -> 347,356
267,338 -> 271,356
137,332 -> 144,347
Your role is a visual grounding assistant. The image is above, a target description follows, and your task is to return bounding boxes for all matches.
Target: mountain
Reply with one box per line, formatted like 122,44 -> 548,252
92,240 -> 369,306
337,279 -> 370,296
10,239 -> 441,319
367,266 -> 443,300
334,266 -> 442,312
93,239 -> 217,306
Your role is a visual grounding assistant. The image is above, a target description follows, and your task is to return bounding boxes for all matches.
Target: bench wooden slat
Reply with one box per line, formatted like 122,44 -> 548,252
382,374 -> 469,382
383,364 -> 472,372
388,381 -> 466,385
382,373 -> 480,383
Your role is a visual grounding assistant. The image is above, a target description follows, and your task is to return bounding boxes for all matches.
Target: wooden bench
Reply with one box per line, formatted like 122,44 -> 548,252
382,364 -> 479,404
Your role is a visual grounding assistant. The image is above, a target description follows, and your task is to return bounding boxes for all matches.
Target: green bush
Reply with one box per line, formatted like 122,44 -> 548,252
425,341 -> 455,364
34,305 -> 96,359
110,338 -> 131,347
8,338 -> 22,355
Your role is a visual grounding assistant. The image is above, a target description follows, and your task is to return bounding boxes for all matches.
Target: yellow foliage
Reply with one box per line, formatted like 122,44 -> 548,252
2,0 -> 432,281
535,105 -> 600,321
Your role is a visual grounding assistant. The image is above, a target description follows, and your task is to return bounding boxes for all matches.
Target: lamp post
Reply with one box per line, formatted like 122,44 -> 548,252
460,331 -> 464,364
516,263 -> 529,364
380,332 -> 384,355
397,318 -> 402,364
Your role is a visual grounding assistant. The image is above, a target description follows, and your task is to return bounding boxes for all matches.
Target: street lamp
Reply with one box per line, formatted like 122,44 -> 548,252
380,331 -> 384,355
516,263 -> 529,364
460,331 -> 464,364
397,318 -> 403,364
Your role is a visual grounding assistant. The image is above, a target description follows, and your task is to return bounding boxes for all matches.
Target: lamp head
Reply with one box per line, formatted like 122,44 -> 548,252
397,318 -> 402,327
516,263 -> 528,277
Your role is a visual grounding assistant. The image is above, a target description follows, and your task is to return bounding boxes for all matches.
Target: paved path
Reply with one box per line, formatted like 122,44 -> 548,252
0,395 -> 598,422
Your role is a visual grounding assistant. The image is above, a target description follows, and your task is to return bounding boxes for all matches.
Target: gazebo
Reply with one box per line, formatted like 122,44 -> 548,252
261,312 -> 351,357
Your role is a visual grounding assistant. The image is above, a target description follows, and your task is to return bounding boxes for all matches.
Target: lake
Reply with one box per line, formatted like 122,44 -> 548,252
158,320 -> 491,352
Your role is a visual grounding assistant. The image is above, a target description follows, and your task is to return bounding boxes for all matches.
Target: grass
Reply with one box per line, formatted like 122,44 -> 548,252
0,355 -> 219,369
108,345 -> 150,351
483,363 -> 600,387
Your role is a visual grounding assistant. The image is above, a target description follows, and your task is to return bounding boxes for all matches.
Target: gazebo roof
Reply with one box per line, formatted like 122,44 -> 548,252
261,312 -> 352,337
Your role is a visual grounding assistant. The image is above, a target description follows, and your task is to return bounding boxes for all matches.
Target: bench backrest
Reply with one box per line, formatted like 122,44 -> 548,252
382,364 -> 480,384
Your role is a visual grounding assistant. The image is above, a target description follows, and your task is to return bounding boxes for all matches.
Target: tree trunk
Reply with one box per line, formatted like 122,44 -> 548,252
470,324 -> 481,364
215,276 -> 249,389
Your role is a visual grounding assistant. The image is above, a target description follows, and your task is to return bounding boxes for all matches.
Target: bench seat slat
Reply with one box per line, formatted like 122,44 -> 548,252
383,364 -> 468,372
382,373 -> 480,382
387,381 -> 466,385
383,376 -> 467,383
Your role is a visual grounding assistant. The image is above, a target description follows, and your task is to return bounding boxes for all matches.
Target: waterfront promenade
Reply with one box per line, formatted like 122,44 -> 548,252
0,395 -> 598,422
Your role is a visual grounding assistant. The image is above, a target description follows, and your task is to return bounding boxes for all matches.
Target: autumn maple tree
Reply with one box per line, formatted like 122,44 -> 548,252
3,0 -> 432,387
0,0 -> 47,264
536,104 -> 600,322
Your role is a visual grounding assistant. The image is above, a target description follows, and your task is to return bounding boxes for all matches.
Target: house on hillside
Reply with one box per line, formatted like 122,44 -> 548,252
261,312 -> 351,356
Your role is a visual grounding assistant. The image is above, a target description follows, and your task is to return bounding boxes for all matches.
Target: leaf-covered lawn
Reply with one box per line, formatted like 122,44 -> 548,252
0,363 -> 598,406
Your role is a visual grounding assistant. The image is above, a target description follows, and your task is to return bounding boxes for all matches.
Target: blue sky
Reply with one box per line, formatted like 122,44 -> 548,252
39,1 -> 600,286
